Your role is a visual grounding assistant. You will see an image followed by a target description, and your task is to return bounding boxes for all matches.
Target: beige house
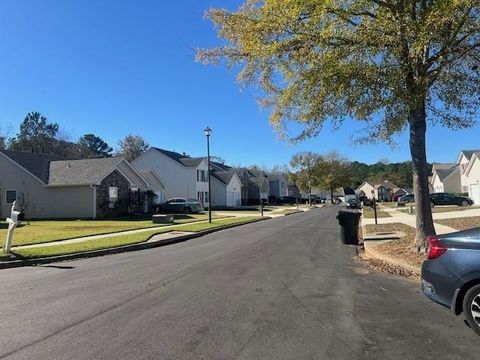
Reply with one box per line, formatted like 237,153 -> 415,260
430,165 -> 461,194
464,153 -> 480,205
0,150 -> 157,219
356,180 -> 406,201
457,150 -> 480,193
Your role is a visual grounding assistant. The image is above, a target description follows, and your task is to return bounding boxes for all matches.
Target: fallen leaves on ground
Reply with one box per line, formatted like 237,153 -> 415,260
363,222 -> 426,269
435,217 -> 480,231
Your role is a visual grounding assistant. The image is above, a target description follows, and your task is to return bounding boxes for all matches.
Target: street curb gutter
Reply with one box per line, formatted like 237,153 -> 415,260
0,217 -> 270,270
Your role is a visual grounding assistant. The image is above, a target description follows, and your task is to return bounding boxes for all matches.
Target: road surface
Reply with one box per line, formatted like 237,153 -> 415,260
0,207 -> 477,359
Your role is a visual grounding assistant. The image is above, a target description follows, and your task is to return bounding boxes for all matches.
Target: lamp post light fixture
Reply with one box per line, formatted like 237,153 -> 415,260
204,127 -> 213,223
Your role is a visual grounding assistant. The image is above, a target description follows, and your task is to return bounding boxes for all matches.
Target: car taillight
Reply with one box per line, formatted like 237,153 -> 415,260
427,236 -> 447,260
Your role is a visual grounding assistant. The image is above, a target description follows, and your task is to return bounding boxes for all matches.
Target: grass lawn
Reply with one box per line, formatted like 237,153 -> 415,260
9,216 -> 265,259
362,207 -> 391,218
435,216 -> 480,231
272,209 -> 303,215
0,214 -> 225,248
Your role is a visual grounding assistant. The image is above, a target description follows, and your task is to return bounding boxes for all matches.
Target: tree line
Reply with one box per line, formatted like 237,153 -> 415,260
289,151 -> 430,199
0,112 -> 149,161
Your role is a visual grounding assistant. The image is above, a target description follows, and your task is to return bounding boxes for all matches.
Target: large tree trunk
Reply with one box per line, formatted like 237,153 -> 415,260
409,102 -> 436,251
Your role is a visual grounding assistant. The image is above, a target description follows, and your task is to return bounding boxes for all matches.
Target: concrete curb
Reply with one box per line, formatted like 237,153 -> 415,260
0,217 -> 270,270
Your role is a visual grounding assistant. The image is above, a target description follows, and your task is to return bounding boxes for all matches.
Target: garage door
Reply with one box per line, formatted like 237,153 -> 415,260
469,184 -> 480,206
227,192 -> 241,207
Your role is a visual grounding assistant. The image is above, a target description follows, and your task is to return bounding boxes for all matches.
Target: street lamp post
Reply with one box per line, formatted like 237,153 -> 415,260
204,127 -> 213,223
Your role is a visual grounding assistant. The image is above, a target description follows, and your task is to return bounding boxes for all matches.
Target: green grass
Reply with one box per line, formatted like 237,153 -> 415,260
9,217 -> 265,259
272,209 -> 304,215
0,214 -> 225,248
362,207 -> 392,218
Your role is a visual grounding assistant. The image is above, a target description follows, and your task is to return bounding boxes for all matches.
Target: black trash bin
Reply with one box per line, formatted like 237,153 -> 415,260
337,211 -> 361,245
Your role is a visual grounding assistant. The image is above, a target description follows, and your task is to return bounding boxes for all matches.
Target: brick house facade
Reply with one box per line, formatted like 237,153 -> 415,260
96,170 -> 130,218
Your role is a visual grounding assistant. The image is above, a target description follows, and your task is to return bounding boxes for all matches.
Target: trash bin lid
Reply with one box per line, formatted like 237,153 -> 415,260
337,210 -> 361,221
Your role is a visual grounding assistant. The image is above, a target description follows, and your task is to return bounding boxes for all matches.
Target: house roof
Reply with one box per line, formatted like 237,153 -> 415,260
136,169 -> 166,189
49,157 -> 125,186
212,170 -> 237,185
268,173 -> 289,182
152,147 -> 204,167
458,150 -> 480,162
435,165 -> 459,182
211,162 -> 232,171
0,150 -> 66,184
374,180 -> 398,190
248,170 -> 268,187
432,163 -> 456,171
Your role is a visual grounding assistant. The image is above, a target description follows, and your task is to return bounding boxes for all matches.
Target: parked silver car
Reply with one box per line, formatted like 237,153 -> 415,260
159,198 -> 204,214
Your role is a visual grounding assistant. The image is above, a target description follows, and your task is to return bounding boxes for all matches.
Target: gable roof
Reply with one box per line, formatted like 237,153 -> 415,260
212,170 -> 238,185
458,150 -> 480,163
432,163 -> 456,172
374,180 -> 398,190
152,147 -> 204,167
136,169 -> 166,189
0,150 -> 66,184
211,162 -> 232,171
435,165 -> 459,182
49,157 -> 126,186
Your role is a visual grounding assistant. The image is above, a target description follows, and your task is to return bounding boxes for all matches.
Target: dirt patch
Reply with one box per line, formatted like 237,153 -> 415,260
363,223 -> 426,269
362,257 -> 420,280
435,217 -> 480,231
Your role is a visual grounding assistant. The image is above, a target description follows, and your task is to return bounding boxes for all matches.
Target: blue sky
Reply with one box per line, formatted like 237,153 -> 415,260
0,1 -> 478,168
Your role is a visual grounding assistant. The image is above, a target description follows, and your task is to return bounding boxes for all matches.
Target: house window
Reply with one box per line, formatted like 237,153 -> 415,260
198,191 -> 204,203
204,191 -> 209,202
281,182 -> 286,189
109,187 -> 118,208
5,190 -> 17,204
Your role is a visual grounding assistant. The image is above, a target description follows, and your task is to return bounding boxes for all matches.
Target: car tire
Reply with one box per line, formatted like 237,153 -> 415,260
184,207 -> 192,214
461,200 -> 469,207
463,284 -> 480,336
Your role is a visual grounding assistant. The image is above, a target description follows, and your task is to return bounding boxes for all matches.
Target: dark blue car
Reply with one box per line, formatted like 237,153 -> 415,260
422,229 -> 480,335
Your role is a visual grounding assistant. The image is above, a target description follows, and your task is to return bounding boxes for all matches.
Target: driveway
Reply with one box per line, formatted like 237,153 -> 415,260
0,207 -> 477,359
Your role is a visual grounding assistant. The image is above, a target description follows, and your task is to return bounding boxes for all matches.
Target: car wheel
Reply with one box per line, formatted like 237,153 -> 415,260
463,284 -> 480,336
184,207 -> 192,214
461,200 -> 468,207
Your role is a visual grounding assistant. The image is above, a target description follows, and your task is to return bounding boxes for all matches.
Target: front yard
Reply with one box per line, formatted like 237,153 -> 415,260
8,216 -> 265,259
0,214 -> 224,248
435,216 -> 480,231
362,207 -> 391,218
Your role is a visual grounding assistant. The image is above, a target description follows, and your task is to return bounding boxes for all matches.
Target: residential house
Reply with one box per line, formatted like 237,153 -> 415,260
288,182 -> 301,198
211,170 -> 243,207
356,180 -> 407,201
463,152 -> 480,205
0,150 -> 152,219
268,173 -> 289,200
457,150 -> 480,194
248,169 -> 270,203
132,148 -> 211,207
430,163 -> 461,194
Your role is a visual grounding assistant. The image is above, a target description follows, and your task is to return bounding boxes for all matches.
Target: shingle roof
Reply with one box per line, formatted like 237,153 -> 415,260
153,147 -> 204,167
436,166 -> 459,181
460,150 -> 480,161
0,150 -> 65,183
432,163 -> 456,172
49,157 -> 123,185
212,170 -> 236,185
137,169 -> 164,189
212,162 -> 232,171
374,180 -> 398,190
267,173 -> 288,182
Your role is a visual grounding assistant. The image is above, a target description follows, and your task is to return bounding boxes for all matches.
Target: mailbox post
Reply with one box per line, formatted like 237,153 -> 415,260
4,201 -> 24,255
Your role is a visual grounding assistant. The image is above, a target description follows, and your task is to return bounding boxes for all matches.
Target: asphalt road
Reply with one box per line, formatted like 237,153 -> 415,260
0,207 -> 477,360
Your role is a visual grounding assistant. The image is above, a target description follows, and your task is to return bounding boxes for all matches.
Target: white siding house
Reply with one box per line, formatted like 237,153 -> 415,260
132,148 -> 212,207
464,153 -> 480,205
457,150 -> 480,193
431,165 -> 461,194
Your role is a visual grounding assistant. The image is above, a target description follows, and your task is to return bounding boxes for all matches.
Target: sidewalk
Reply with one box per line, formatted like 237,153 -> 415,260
362,206 -> 462,234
